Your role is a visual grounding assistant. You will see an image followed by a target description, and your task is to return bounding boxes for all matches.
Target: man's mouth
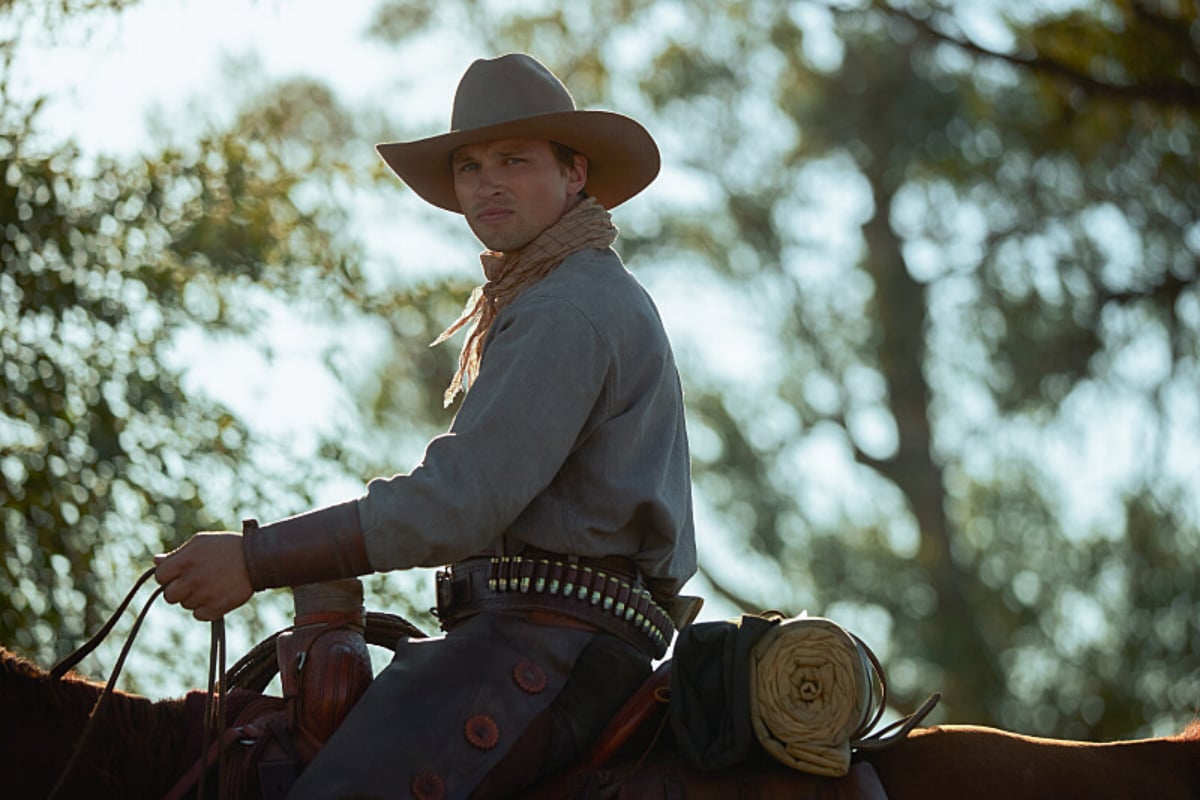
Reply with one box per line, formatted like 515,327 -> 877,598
475,206 -> 514,223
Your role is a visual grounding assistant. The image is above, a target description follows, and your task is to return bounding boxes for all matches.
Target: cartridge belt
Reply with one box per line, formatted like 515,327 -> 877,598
435,554 -> 674,659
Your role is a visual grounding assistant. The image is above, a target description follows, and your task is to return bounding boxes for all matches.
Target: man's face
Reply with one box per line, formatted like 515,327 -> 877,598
452,138 -> 587,252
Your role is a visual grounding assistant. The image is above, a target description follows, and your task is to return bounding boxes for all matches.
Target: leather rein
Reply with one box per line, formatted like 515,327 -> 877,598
47,565 -> 230,800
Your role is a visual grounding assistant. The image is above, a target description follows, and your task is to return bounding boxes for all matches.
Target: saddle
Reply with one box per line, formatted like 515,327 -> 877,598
49,566 -> 922,800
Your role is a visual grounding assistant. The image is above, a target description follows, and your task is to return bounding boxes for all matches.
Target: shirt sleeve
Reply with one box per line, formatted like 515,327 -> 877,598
356,292 -> 612,569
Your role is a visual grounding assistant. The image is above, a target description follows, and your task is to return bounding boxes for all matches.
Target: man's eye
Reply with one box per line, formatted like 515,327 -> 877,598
457,162 -> 478,173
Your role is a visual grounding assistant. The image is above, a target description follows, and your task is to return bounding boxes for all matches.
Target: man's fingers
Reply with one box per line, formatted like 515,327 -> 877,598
153,556 -> 176,585
192,605 -> 222,622
153,542 -> 194,585
161,575 -> 192,607
163,577 -> 229,619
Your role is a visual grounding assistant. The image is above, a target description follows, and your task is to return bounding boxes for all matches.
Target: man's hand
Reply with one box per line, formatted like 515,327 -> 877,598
154,531 -> 254,621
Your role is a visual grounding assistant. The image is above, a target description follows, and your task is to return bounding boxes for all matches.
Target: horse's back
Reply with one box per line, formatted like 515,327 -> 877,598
868,724 -> 1200,800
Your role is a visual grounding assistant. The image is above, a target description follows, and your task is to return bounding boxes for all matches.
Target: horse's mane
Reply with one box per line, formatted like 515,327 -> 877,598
0,644 -> 188,730
0,645 -> 192,799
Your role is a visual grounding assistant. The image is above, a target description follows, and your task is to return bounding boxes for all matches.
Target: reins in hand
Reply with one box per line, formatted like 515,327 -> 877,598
46,565 -> 229,800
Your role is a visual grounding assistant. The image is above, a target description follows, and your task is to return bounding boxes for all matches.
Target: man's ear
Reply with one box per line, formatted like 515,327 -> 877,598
567,153 -> 588,196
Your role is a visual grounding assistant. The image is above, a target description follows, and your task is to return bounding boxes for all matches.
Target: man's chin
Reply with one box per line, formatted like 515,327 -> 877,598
476,232 -> 536,253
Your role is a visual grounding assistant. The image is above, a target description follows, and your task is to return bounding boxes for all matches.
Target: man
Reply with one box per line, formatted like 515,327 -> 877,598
155,53 -> 696,797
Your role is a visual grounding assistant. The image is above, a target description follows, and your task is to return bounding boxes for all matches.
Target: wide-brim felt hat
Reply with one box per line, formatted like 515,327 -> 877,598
377,53 -> 660,213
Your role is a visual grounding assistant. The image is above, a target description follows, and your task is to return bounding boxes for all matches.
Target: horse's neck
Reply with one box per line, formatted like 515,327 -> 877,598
0,647 -> 190,800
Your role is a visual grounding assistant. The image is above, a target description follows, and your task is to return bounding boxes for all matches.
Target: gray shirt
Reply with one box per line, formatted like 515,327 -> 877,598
356,247 -> 696,597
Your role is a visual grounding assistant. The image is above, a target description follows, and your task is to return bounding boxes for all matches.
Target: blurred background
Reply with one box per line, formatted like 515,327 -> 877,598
2,0 -> 1198,741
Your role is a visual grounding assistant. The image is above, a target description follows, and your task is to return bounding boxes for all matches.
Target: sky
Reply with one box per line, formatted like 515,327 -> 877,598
12,0 -> 398,156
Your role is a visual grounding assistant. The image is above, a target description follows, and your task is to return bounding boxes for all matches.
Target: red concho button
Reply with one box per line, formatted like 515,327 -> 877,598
513,658 -> 548,694
465,713 -> 501,750
411,770 -> 445,800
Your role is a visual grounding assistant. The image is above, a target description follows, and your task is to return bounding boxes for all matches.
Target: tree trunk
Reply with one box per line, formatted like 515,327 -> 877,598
860,168 -> 1003,724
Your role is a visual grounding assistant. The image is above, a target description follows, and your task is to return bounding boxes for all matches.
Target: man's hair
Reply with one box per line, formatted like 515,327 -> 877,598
550,141 -> 580,172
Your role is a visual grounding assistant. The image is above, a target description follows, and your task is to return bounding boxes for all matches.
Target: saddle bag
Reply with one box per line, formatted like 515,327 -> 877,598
669,612 -> 781,771
670,612 -> 889,777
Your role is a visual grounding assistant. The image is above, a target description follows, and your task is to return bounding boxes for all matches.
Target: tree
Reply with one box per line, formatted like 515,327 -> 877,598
874,0 -> 1200,738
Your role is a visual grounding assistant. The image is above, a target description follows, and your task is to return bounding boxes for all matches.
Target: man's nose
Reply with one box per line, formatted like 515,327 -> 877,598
474,163 -> 504,194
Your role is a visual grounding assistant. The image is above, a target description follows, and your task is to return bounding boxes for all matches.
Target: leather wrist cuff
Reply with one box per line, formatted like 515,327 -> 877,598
242,500 -> 372,591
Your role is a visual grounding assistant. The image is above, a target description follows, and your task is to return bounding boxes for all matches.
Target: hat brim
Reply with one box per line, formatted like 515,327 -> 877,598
376,109 -> 660,213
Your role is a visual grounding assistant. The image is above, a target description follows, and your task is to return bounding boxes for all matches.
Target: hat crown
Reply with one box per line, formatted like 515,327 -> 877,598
451,54 -> 577,132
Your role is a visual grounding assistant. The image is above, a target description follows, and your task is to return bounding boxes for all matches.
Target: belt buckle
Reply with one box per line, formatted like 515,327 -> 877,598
434,566 -> 454,621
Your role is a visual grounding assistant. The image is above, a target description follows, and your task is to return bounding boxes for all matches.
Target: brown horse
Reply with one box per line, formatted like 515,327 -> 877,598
6,644 -> 1200,799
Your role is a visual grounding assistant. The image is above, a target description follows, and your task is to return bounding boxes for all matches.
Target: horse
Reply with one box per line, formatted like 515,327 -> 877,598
6,643 -> 1200,799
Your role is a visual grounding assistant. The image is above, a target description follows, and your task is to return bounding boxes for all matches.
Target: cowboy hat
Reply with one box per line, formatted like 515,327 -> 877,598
376,53 -> 660,213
